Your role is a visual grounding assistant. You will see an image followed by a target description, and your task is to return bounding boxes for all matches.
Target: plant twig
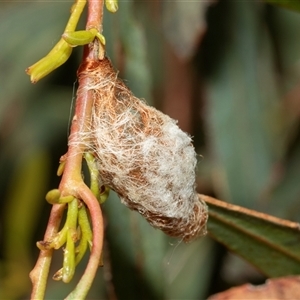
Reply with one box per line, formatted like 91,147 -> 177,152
29,204 -> 65,299
30,0 -> 106,299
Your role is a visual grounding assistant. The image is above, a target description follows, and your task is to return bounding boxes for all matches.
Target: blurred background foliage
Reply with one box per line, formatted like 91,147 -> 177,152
1,0 -> 300,299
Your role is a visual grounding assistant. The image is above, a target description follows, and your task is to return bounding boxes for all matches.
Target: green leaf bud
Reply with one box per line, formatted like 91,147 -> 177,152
26,39 -> 72,83
105,0 -> 118,13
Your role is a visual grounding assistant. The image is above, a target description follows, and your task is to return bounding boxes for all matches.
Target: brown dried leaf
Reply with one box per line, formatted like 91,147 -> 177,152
208,276 -> 300,300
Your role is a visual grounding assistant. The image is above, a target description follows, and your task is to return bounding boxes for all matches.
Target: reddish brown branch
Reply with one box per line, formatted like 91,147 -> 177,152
29,204 -> 65,299
30,1 -> 106,298
86,0 -> 104,31
63,0 -> 105,298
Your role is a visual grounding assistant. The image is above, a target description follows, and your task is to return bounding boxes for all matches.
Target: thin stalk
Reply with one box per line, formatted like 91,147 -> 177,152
86,0 -> 104,31
30,0 -> 105,298
65,0 -> 87,32
66,186 -> 104,299
29,204 -> 65,299
65,1 -> 105,298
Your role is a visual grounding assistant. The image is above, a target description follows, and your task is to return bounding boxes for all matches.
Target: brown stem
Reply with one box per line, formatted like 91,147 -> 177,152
29,204 -> 65,299
86,0 -> 104,32
29,53 -> 95,300
83,0 -> 105,61
63,0 -> 105,298
30,1 -> 105,298
63,64 -> 105,300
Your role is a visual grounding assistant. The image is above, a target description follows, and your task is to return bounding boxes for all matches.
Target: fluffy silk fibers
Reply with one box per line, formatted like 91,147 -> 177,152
74,58 -> 208,242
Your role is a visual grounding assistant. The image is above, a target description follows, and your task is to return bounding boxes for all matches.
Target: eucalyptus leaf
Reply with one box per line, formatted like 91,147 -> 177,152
202,194 -> 300,277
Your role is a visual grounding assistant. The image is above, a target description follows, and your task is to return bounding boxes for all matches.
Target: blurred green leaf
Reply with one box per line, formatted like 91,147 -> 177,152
0,2 -> 73,119
119,0 -> 152,101
163,0 -> 212,59
271,6 -> 300,85
104,0 -> 153,101
267,138 -> 300,223
103,191 -> 166,299
203,194 -> 300,277
205,2 -> 283,208
0,149 -> 51,300
265,0 -> 300,12
255,8 -> 300,222
165,238 -> 214,299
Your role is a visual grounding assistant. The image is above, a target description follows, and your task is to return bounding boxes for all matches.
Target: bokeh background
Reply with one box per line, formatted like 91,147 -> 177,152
1,1 -> 300,299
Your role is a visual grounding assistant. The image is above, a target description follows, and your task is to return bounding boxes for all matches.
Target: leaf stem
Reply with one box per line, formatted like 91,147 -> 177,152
65,0 -> 87,32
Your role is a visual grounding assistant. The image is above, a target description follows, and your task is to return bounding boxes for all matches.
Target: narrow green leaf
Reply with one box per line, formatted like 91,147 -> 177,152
201,194 -> 300,277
